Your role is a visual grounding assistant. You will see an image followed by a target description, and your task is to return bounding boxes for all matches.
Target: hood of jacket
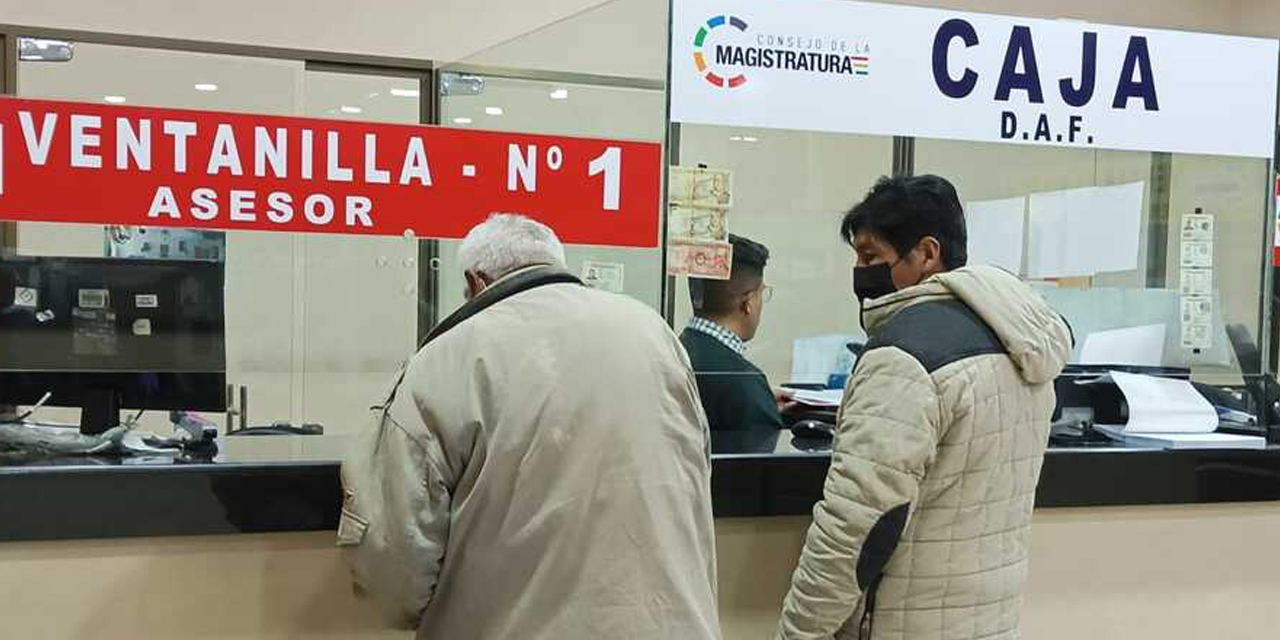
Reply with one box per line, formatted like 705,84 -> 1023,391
861,266 -> 1073,384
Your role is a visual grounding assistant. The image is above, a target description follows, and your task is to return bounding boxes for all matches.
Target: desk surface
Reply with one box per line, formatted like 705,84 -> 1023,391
3,434 -> 1280,542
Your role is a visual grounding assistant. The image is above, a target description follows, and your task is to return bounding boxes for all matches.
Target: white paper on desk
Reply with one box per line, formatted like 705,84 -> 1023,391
1027,182 -> 1144,278
790,389 -> 845,408
1109,370 -> 1218,434
965,197 -> 1025,273
1078,324 -> 1166,367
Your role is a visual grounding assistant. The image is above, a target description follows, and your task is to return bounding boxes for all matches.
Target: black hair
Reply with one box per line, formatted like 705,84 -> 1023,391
690,233 -> 770,317
840,174 -> 968,270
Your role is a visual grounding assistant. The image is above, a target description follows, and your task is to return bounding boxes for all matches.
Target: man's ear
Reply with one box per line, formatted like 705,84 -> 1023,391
464,270 -> 489,299
917,236 -> 944,273
739,290 -> 754,317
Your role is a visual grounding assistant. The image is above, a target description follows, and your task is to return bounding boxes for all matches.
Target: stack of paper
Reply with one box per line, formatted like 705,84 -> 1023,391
1095,371 -> 1265,450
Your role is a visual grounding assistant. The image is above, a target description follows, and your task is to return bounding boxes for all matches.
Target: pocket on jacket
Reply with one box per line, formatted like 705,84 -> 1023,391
336,508 -> 369,547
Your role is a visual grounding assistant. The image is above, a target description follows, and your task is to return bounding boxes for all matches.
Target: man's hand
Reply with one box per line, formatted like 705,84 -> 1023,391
773,387 -> 799,415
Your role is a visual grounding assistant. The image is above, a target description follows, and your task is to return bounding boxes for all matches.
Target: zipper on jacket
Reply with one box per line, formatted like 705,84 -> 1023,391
859,577 -> 882,640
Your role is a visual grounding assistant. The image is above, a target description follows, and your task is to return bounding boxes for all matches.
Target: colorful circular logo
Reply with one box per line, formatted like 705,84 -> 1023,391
693,15 -> 749,89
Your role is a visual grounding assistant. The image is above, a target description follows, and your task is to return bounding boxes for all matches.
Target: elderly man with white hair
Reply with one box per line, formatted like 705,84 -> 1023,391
340,213 -> 722,640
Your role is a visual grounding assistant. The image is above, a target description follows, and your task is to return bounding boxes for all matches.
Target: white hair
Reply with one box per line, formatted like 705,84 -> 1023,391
457,213 -> 567,280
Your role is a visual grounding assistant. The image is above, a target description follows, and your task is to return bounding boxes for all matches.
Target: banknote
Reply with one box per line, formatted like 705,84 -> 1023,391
667,240 -> 733,279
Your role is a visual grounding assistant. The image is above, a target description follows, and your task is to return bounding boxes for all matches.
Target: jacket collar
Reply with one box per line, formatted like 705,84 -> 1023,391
860,275 -> 955,334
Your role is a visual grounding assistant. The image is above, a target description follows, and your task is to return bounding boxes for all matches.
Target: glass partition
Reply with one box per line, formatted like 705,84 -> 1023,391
915,140 -> 1269,384
435,73 -> 667,315
2,0 -> 1274,461
669,127 -> 1273,453
6,41 -> 426,436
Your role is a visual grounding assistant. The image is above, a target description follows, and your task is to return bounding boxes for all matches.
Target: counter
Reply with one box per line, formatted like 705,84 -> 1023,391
3,435 -> 1280,542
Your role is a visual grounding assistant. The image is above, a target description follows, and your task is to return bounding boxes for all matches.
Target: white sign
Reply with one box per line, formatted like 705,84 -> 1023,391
1180,241 -> 1214,269
1181,213 -> 1214,242
671,0 -> 1279,158
14,286 -> 38,309
1180,269 -> 1212,296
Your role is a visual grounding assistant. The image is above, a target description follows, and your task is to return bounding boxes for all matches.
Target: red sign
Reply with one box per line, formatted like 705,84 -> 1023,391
0,97 -> 662,247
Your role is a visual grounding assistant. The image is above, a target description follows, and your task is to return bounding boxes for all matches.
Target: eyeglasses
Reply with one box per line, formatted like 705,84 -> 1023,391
759,284 -> 774,303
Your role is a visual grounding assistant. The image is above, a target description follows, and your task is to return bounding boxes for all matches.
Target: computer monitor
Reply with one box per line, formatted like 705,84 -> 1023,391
0,256 -> 226,434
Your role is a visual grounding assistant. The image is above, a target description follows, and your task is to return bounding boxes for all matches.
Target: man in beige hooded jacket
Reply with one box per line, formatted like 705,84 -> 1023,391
777,176 -> 1073,640
340,214 -> 721,640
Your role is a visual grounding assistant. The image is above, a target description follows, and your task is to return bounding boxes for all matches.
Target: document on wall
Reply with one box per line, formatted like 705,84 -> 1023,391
1026,182 -> 1145,278
581,261 -> 625,293
1078,324 -> 1166,367
964,197 -> 1026,273
791,334 -> 858,385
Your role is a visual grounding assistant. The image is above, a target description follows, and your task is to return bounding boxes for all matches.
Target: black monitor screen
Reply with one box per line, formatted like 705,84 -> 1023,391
0,256 -> 226,412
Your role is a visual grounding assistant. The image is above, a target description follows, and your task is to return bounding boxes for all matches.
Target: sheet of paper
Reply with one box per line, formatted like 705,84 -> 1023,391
790,389 -> 845,408
964,197 -> 1025,273
1109,370 -> 1219,434
790,334 -> 856,385
1027,182 -> 1144,278
1094,425 -> 1265,450
1078,324 -> 1166,367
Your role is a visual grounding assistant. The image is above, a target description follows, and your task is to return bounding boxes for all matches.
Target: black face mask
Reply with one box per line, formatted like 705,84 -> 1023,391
852,261 -> 898,303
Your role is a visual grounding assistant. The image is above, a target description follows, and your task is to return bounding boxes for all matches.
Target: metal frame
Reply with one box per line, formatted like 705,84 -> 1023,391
663,123 -> 681,325
0,34 -> 14,256
437,62 -> 665,91
420,70 -> 442,341
1144,152 -> 1173,289
892,136 -> 916,178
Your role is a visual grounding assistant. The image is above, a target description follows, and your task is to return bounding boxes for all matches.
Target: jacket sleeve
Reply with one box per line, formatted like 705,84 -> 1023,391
776,346 -> 941,640
338,368 -> 455,630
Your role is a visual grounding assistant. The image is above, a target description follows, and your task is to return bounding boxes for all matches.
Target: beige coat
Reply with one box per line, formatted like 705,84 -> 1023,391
340,270 -> 721,640
778,266 -> 1073,640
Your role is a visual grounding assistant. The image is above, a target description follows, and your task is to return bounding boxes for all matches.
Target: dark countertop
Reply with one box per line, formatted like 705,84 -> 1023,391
3,435 -> 1280,542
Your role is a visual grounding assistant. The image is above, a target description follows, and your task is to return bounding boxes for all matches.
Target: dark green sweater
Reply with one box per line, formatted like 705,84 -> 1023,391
679,329 -> 782,454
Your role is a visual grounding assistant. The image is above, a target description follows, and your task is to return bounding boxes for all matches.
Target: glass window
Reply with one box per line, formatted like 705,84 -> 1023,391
7,42 -> 426,437
436,73 -> 667,315
673,124 -> 893,453
915,139 -> 1269,385
666,129 -> 1273,453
